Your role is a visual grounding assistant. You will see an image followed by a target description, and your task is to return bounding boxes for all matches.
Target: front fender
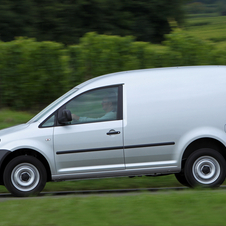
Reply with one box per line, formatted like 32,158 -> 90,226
0,137 -> 56,175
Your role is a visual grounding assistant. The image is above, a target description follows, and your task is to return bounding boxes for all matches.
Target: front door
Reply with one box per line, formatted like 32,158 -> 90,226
54,85 -> 124,174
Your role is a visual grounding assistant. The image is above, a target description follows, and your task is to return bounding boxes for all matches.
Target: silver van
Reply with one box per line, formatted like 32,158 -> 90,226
1,66 -> 226,196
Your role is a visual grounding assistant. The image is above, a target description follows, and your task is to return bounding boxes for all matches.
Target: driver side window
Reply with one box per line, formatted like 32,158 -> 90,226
64,86 -> 120,124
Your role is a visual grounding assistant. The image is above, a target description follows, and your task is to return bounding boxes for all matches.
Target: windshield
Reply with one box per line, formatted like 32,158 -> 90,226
28,88 -> 79,123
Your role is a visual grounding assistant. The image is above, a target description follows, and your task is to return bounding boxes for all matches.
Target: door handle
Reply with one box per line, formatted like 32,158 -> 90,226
107,129 -> 121,135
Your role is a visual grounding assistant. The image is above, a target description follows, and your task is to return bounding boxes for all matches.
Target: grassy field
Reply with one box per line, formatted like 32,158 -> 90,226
184,14 -> 226,48
0,176 -> 182,194
1,190 -> 226,225
0,109 -> 35,130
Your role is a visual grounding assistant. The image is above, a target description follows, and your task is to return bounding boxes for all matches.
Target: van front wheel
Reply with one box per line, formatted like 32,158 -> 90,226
3,156 -> 47,197
184,148 -> 226,188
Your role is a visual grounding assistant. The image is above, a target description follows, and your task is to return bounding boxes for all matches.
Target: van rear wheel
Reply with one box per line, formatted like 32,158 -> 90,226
3,156 -> 47,197
184,148 -> 226,188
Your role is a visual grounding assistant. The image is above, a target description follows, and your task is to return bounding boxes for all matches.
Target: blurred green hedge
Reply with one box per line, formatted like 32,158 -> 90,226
0,38 -> 69,110
0,30 -> 224,110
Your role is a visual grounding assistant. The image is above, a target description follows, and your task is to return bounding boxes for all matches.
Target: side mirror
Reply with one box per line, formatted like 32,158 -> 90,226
58,109 -> 72,125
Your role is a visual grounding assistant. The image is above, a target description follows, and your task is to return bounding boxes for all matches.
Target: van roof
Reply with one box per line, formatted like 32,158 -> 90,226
76,65 -> 226,89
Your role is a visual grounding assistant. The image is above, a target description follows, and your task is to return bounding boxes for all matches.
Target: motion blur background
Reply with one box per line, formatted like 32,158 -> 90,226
0,0 -> 226,111
1,3 -> 226,225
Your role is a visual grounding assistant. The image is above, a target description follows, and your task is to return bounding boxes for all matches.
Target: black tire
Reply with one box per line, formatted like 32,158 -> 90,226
174,172 -> 190,187
3,156 -> 47,197
184,148 -> 226,188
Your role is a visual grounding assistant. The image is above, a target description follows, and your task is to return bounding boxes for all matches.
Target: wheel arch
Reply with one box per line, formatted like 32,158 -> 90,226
181,137 -> 226,169
0,148 -> 52,185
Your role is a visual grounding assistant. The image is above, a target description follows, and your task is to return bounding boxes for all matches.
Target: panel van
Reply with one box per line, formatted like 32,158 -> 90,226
1,66 -> 226,196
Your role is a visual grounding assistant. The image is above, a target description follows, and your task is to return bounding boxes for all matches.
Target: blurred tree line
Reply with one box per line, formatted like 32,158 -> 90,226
0,0 -> 186,45
187,0 -> 217,3
185,0 -> 226,15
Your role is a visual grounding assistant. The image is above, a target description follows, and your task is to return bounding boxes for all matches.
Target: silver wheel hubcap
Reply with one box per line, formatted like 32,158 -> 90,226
192,156 -> 220,184
11,163 -> 40,192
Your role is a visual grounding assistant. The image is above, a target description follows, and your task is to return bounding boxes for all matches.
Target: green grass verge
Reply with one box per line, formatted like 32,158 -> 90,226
0,109 -> 35,130
1,190 -> 226,225
0,174 -> 183,193
43,175 -> 183,192
184,15 -> 226,48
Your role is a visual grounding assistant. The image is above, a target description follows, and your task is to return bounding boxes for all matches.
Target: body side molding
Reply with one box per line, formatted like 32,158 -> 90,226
56,142 -> 175,155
